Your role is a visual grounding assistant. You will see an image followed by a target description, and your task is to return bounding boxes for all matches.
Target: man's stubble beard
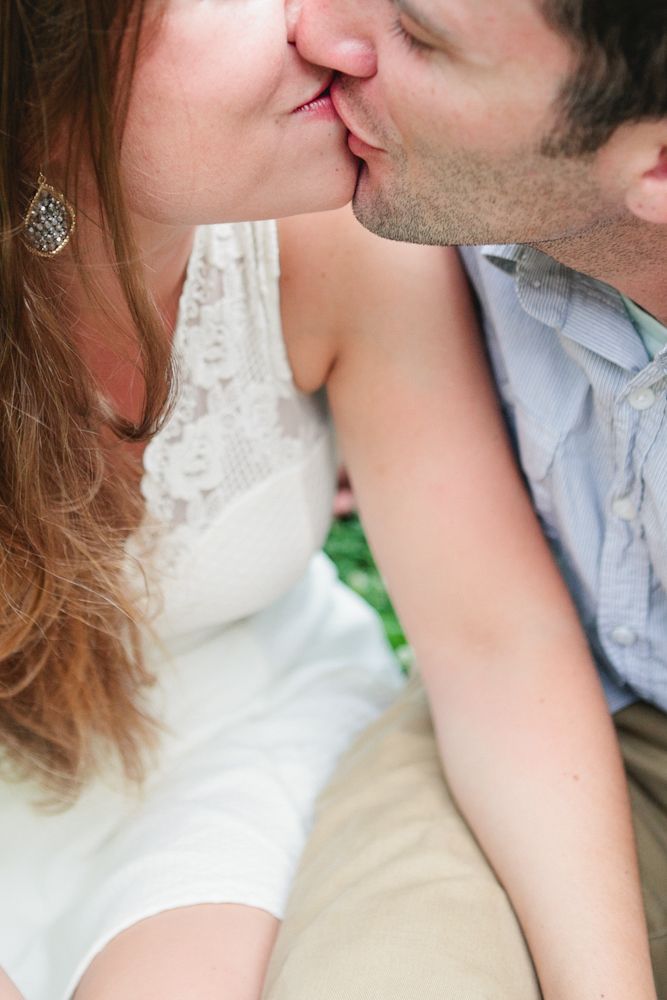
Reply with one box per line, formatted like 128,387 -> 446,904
352,158 -> 530,246
351,131 -> 622,254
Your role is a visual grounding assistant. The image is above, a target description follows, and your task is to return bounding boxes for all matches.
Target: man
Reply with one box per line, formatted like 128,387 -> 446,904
263,2 -> 667,998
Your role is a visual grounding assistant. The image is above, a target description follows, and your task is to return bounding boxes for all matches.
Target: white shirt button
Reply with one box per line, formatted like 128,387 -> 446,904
611,626 -> 637,647
611,496 -> 638,521
627,387 -> 657,411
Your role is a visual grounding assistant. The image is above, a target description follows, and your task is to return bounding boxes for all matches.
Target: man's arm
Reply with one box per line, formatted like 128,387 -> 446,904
285,208 -> 657,999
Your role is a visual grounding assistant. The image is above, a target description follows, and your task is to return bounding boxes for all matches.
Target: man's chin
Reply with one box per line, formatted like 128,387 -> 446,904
351,168 -> 419,243
350,162 -> 392,237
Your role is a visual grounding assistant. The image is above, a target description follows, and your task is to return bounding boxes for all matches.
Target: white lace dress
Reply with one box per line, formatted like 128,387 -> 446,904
0,222 -> 403,1000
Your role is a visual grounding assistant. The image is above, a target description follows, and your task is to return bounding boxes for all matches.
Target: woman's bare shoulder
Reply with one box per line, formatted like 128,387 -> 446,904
278,207 -> 462,392
278,207 -> 360,393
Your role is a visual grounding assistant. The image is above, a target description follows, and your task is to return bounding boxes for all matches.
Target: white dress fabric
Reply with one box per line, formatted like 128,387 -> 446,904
0,222 -> 403,1000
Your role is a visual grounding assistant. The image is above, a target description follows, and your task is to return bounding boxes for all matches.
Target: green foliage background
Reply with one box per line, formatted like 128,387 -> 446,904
324,515 -> 413,672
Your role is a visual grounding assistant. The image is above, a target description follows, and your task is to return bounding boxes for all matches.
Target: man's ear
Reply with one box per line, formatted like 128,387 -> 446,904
621,126 -> 667,225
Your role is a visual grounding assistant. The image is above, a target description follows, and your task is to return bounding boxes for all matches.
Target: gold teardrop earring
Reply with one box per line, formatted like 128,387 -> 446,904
23,173 -> 76,258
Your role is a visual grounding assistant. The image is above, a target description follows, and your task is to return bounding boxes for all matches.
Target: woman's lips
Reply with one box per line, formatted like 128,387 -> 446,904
293,89 -> 334,115
293,76 -> 334,114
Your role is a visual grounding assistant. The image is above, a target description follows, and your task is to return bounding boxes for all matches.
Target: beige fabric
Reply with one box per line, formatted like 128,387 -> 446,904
262,675 -> 540,1000
616,701 -> 667,997
263,676 -> 667,1000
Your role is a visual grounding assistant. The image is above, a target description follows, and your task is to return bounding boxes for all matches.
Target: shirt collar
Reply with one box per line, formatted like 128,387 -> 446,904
481,244 -> 652,373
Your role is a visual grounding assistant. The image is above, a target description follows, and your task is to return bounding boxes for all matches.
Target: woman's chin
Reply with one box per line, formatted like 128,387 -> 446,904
144,153 -> 362,226
279,155 -> 361,217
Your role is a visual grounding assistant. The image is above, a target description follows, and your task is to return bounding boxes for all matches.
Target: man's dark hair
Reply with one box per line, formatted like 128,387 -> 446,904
542,0 -> 667,156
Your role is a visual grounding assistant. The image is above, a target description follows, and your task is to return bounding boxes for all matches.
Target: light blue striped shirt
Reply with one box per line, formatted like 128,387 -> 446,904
459,244 -> 667,713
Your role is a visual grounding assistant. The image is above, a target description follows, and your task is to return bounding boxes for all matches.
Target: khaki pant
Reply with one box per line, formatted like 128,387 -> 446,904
263,675 -> 667,1000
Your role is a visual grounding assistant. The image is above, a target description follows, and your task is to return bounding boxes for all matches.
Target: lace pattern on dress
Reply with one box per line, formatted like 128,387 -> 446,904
137,221 -> 330,573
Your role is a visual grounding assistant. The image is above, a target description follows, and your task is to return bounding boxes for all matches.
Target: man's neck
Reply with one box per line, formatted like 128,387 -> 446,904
532,217 -> 667,325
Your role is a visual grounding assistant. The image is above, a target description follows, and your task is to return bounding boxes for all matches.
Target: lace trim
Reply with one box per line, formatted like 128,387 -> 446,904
137,221 -> 329,570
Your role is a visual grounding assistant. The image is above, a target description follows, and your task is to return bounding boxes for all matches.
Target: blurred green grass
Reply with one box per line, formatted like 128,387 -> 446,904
324,515 -> 413,673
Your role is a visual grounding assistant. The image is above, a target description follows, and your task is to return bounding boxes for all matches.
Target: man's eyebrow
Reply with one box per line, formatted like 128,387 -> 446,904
392,0 -> 455,43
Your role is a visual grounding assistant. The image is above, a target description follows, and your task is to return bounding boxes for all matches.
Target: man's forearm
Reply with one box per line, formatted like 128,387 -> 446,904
421,639 -> 657,1000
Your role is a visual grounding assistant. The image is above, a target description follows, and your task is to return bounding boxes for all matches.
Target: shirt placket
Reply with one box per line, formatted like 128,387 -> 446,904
597,364 -> 667,687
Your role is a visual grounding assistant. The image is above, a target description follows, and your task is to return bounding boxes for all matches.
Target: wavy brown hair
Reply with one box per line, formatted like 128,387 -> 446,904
542,0 -> 667,155
0,0 -> 175,800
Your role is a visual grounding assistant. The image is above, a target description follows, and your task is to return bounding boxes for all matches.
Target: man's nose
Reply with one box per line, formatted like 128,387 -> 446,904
286,0 -> 377,79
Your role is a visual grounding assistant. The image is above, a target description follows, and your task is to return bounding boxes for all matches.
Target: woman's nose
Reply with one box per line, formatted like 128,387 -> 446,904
286,0 -> 377,79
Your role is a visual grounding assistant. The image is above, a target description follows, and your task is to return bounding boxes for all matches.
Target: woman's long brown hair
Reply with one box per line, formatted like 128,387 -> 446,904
0,0 -> 175,801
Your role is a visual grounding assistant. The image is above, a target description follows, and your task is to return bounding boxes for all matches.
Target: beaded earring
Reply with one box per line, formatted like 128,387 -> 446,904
23,173 -> 76,257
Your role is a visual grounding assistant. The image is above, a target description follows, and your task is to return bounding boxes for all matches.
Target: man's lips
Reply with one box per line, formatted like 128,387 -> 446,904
330,82 -> 384,151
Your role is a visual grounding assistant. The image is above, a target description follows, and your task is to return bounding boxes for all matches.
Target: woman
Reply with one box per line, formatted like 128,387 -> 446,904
0,2 -> 634,999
